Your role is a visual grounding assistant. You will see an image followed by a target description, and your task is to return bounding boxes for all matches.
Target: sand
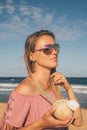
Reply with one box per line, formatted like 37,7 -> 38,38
0,102 -> 87,130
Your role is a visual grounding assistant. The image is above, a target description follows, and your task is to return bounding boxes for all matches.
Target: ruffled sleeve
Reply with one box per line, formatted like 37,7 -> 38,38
1,91 -> 31,127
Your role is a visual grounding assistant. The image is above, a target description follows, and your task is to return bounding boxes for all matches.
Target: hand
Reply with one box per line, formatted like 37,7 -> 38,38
51,72 -> 71,91
41,106 -> 74,128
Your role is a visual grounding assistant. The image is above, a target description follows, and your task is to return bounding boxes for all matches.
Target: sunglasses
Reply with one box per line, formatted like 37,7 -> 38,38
34,43 -> 60,55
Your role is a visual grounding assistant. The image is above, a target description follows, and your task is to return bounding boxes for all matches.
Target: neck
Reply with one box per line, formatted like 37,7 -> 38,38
30,69 -> 51,90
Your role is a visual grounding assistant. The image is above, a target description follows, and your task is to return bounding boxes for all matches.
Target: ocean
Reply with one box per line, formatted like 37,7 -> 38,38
0,77 -> 87,108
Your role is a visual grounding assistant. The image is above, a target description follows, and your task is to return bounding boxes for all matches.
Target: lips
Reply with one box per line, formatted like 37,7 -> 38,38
50,56 -> 57,61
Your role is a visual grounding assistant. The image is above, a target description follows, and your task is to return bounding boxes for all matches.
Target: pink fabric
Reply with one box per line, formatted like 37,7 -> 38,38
0,91 -> 68,130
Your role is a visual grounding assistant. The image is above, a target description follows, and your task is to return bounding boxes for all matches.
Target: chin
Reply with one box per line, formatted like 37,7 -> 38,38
51,63 -> 58,67
50,64 -> 58,69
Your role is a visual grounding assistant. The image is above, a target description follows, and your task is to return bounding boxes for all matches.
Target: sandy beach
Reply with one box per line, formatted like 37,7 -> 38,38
0,102 -> 87,130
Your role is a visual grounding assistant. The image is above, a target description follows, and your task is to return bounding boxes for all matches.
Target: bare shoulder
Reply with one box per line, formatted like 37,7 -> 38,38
15,77 -> 34,95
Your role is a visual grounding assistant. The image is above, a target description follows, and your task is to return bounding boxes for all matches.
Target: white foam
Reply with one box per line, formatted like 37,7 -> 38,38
0,83 -> 18,87
0,83 -> 18,91
0,83 -> 87,93
71,84 -> 87,89
0,88 -> 14,91
60,84 -> 87,94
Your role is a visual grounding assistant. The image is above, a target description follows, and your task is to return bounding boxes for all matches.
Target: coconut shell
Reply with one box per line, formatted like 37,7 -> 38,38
53,99 -> 73,120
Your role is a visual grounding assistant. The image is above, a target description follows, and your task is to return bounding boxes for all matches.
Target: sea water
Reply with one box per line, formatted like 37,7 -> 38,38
0,77 -> 87,108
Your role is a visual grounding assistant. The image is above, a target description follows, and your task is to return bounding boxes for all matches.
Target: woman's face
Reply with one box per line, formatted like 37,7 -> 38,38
33,35 -> 59,70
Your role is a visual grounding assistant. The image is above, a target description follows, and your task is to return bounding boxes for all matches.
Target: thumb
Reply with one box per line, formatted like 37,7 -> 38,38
50,73 -> 55,78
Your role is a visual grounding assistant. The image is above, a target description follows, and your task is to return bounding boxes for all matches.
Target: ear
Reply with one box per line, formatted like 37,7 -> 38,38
30,52 -> 35,61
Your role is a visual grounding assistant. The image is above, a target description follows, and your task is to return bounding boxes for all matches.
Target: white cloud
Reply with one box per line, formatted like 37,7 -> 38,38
19,5 -> 31,16
0,5 -> 5,14
5,4 -> 15,14
7,0 -> 13,4
0,1 -> 87,43
0,0 -> 15,15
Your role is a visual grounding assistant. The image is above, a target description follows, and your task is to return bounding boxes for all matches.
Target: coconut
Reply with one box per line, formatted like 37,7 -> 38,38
53,99 -> 79,120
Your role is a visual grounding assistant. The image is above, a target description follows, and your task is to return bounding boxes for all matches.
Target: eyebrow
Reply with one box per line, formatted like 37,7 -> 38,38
42,43 -> 56,48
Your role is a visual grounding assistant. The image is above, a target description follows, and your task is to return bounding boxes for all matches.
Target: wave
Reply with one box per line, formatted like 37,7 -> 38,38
59,84 -> 87,94
0,83 -> 18,91
71,84 -> 87,94
0,83 -> 87,94
0,88 -> 14,92
71,84 -> 87,89
0,83 -> 18,87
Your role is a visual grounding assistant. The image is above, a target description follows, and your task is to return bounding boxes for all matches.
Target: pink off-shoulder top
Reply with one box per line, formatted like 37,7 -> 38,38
0,90 -> 68,130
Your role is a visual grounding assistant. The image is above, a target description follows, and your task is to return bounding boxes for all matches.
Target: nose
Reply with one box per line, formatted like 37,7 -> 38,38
52,48 -> 58,54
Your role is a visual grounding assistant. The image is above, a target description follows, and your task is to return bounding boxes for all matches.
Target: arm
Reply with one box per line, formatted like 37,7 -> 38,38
51,72 -> 83,127
1,107 -> 74,130
66,87 -> 83,126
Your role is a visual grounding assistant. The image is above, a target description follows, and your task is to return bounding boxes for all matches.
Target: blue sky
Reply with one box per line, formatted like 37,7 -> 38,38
0,0 -> 87,77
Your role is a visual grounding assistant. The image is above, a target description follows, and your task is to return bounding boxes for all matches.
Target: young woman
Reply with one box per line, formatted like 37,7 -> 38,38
0,30 -> 83,130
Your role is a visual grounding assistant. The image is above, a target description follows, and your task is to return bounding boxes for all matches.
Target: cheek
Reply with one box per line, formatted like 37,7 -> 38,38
36,56 -> 58,68
36,56 -> 48,64
35,53 -> 47,61
35,54 -> 48,65
35,53 -> 58,68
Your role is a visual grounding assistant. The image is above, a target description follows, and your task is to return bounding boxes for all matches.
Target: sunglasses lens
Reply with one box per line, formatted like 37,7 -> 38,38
54,44 -> 60,53
43,44 -> 60,54
43,48 -> 52,54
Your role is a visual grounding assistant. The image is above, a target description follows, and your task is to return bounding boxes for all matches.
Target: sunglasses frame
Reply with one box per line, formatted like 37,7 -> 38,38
34,43 -> 60,55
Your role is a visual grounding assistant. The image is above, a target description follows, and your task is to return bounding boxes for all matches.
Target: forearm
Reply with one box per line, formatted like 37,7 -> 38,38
66,85 -> 78,101
65,83 -> 83,126
18,119 -> 44,130
1,119 -> 44,130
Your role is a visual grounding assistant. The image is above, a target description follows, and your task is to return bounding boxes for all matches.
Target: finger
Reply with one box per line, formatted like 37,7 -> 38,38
63,116 -> 74,126
51,72 -> 65,81
55,116 -> 73,127
54,76 -> 66,84
54,79 -> 63,85
50,72 -> 57,78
